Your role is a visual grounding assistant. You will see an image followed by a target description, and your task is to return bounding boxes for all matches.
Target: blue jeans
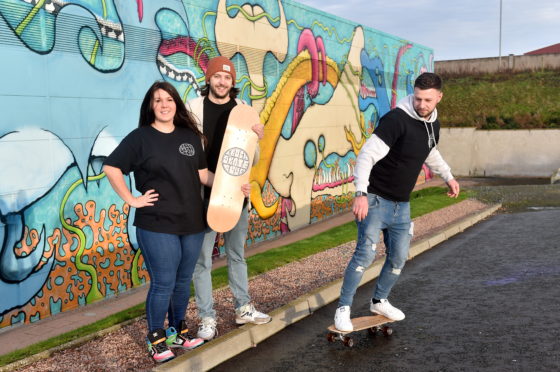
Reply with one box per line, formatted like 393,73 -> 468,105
136,227 -> 204,332
339,193 -> 412,307
193,205 -> 251,319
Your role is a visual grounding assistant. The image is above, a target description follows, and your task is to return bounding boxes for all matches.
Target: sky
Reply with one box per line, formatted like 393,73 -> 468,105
295,0 -> 560,61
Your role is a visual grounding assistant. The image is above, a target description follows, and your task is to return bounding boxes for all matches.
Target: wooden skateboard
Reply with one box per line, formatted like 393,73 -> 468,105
207,104 -> 259,233
327,315 -> 395,347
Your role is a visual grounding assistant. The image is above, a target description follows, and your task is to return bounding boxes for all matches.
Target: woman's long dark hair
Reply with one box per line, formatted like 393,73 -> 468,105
139,81 -> 206,145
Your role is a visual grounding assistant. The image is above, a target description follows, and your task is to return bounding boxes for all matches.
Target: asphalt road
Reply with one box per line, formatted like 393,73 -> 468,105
213,207 -> 560,372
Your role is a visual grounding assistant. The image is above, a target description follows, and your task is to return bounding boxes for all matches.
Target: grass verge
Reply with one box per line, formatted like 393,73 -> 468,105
438,70 -> 560,129
0,186 -> 470,367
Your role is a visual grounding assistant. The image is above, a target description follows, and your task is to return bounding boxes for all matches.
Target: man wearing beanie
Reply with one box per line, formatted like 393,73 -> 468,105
186,56 -> 270,341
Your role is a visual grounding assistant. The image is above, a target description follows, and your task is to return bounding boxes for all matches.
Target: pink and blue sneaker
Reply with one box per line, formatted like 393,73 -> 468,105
147,328 -> 175,363
166,320 -> 204,350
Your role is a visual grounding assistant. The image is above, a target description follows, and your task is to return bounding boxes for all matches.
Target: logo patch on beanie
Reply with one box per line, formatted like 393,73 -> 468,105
222,64 -> 231,72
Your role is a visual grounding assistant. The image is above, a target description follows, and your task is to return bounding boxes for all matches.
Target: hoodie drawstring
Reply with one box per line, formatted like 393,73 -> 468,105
424,121 -> 436,149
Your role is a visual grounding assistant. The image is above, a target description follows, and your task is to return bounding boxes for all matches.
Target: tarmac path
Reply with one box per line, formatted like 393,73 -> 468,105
213,208 -> 560,372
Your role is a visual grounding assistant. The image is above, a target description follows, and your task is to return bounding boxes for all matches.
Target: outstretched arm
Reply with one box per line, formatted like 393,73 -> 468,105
424,148 -> 459,198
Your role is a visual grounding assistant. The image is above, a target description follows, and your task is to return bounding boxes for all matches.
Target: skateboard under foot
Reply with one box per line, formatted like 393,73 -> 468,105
326,315 -> 395,347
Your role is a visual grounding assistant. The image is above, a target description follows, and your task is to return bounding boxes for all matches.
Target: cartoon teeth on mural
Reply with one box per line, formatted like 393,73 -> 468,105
154,7 -> 209,100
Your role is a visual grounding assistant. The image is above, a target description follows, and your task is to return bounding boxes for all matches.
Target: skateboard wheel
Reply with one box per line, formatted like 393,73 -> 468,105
367,327 -> 377,336
343,336 -> 354,347
382,326 -> 393,336
327,333 -> 336,343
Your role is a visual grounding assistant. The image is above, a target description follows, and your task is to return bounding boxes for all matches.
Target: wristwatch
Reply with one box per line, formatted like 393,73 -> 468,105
355,191 -> 367,197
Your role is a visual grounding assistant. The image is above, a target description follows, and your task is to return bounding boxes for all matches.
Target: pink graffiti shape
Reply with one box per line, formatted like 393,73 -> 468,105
136,0 -> 143,22
292,87 -> 305,133
292,30 -> 329,133
316,36 -> 327,86
297,29 -> 323,97
280,198 -> 293,234
312,176 -> 355,192
159,36 -> 210,72
390,43 -> 413,108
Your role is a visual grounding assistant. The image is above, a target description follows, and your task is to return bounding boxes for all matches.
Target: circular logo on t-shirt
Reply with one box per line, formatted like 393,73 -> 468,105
222,147 -> 250,176
179,143 -> 195,156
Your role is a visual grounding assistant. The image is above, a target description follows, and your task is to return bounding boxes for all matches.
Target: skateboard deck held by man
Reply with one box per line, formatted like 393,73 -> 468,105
207,104 -> 259,233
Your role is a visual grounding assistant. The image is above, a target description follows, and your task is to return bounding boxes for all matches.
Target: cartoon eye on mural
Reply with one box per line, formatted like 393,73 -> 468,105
0,0 -> 433,329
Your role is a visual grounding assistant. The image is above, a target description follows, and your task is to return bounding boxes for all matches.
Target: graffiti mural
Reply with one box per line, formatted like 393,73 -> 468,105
0,0 -> 433,329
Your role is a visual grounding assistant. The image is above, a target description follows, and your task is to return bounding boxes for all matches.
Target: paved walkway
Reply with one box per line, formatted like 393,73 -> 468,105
214,207 -> 560,372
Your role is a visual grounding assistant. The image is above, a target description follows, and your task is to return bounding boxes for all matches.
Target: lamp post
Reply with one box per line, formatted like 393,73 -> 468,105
498,0 -> 502,70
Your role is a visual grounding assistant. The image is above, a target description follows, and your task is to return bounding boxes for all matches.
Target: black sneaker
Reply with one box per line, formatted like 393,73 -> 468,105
146,328 -> 175,363
166,320 -> 204,349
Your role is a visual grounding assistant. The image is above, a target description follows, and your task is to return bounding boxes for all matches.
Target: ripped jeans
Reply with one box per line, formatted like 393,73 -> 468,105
338,193 -> 412,307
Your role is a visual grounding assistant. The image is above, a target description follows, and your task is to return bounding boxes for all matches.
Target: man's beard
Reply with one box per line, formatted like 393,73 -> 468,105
210,84 -> 230,99
414,107 -> 434,119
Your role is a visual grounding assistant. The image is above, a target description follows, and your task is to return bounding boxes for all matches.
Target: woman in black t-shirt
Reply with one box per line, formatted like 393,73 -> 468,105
103,81 -> 211,363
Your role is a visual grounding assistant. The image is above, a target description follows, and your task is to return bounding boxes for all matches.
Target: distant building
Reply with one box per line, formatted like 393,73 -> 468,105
524,43 -> 560,55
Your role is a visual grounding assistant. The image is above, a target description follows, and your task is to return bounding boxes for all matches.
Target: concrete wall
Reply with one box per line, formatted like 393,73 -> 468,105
435,54 -> 560,75
0,0 -> 434,328
439,128 -> 560,177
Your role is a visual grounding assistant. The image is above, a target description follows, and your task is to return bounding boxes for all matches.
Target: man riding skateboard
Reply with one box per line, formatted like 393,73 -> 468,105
186,56 -> 271,341
334,72 -> 460,332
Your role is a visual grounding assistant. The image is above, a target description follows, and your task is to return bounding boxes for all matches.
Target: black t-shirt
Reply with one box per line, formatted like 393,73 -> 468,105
104,125 -> 207,234
369,108 -> 440,202
202,96 -> 237,199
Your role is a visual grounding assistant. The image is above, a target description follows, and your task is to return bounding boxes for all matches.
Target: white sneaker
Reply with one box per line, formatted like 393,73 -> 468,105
196,317 -> 217,340
235,304 -> 272,325
370,299 -> 405,321
334,306 -> 353,332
